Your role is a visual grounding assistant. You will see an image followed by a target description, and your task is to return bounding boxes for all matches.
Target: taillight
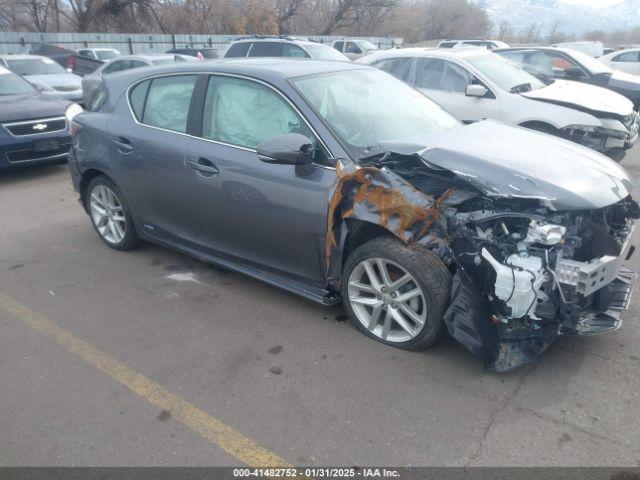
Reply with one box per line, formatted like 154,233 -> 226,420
66,56 -> 76,72
197,52 -> 204,60
70,120 -> 82,141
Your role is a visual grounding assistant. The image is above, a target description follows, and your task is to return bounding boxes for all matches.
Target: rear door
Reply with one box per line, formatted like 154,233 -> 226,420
108,74 -> 199,243
247,42 -> 283,57
413,58 -> 501,123
185,74 -> 336,285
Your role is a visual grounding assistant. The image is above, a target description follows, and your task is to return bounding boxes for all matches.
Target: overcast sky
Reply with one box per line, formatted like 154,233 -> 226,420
560,0 -> 623,7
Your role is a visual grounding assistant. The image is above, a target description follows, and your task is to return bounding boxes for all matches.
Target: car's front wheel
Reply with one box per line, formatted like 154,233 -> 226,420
86,176 -> 139,250
341,236 -> 451,350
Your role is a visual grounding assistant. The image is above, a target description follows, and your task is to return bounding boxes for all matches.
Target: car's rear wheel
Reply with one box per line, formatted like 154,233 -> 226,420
86,176 -> 139,250
341,236 -> 451,350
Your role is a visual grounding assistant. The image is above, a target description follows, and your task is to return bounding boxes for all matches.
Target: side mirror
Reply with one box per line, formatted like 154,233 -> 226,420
257,133 -> 314,174
465,84 -> 488,97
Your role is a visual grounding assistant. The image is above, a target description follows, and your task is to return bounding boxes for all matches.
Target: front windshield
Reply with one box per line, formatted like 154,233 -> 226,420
304,45 -> 350,61
466,53 -> 545,92
568,49 -> 612,75
7,58 -> 65,75
357,40 -> 379,51
292,68 -> 460,159
96,50 -> 119,61
0,68 -> 36,95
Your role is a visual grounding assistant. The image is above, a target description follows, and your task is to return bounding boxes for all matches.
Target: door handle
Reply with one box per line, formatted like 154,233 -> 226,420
188,158 -> 219,177
112,137 -> 134,154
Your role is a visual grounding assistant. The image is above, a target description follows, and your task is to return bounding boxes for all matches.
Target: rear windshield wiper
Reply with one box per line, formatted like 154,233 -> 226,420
510,83 -> 532,93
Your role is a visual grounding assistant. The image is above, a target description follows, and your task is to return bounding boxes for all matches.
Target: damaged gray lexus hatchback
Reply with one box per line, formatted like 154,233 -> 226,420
68,60 -> 638,371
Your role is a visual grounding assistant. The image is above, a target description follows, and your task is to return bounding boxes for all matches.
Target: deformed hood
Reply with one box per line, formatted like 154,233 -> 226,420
521,79 -> 634,117
380,120 -> 633,211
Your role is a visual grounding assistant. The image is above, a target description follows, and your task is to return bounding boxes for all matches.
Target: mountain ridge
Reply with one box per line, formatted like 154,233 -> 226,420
472,0 -> 640,36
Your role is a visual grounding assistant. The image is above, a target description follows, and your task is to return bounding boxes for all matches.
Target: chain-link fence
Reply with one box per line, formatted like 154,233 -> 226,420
0,31 -> 404,55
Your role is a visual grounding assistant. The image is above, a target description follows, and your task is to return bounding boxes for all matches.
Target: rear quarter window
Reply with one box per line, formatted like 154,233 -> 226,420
87,86 -> 109,112
129,79 -> 150,120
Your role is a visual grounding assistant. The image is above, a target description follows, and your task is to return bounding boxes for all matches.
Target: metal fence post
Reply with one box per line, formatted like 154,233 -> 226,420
172,34 -> 176,49
128,37 -> 133,54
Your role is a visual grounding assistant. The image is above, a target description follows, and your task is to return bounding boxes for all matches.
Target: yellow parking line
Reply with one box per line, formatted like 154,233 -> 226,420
0,292 -> 291,468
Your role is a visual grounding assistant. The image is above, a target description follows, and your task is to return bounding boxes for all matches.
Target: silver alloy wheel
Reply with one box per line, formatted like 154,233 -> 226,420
347,257 -> 427,343
89,184 -> 126,245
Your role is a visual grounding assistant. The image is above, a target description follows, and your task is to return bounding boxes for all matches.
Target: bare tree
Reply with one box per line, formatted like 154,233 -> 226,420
497,20 -> 512,41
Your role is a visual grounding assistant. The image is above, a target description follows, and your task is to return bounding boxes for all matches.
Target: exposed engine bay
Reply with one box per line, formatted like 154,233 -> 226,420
349,144 -> 640,371
445,195 -> 638,371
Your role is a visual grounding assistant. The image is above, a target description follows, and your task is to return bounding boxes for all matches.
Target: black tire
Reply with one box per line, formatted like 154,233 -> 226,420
341,236 -> 451,350
85,175 -> 139,251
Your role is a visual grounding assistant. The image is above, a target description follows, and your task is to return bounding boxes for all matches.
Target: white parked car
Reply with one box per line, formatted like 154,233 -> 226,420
77,48 -> 121,62
358,48 -> 639,160
81,53 -> 195,105
333,39 -> 379,60
600,49 -> 640,76
0,54 -> 83,103
551,41 -> 603,58
438,39 -> 510,50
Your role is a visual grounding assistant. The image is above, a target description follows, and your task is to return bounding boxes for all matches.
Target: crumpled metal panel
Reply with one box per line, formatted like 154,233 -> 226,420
325,159 -> 453,285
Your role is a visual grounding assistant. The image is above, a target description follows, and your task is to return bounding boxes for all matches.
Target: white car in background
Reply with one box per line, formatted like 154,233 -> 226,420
437,39 -> 510,50
77,48 -> 121,62
81,53 -> 195,105
333,39 -> 379,60
358,48 -> 639,160
0,54 -> 83,103
600,49 -> 640,76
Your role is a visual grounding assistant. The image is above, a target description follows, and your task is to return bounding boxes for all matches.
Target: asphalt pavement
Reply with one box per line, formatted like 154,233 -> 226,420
1,146 -> 640,467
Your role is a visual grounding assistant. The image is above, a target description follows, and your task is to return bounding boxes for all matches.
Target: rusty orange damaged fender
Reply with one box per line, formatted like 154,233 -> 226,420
324,159 -> 455,289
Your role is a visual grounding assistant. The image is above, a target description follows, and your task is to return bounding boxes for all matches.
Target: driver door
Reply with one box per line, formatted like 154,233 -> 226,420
186,75 -> 336,286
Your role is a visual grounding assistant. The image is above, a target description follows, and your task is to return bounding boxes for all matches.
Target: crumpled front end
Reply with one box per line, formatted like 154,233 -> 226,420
444,195 -> 639,372
559,111 -> 640,159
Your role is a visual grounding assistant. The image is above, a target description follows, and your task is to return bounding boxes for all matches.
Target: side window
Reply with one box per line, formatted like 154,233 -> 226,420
543,52 -> 585,78
282,44 -> 309,58
613,52 -> 639,62
334,42 -> 344,52
345,42 -> 362,54
372,57 -> 413,83
130,60 -> 147,69
248,42 -> 283,57
80,50 -> 96,59
441,61 -> 473,93
140,75 -> 197,133
129,79 -> 150,121
439,42 -> 457,48
225,42 -> 251,58
201,76 -> 318,153
414,58 -> 446,89
104,60 -> 126,74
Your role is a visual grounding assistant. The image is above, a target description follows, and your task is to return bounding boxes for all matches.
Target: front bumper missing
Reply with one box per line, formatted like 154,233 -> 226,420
555,222 -> 635,297
562,265 -> 636,336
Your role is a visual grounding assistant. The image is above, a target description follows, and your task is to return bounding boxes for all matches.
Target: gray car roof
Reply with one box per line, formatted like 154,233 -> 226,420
106,58 -> 368,87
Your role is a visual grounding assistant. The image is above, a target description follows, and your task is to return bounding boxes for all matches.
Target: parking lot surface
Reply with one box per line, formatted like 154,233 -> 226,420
2,147 -> 640,467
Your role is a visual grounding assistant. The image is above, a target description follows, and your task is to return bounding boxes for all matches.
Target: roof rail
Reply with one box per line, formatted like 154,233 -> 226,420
232,34 -> 304,42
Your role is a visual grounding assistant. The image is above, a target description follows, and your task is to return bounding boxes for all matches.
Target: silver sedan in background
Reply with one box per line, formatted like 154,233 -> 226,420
81,53 -> 196,105
0,54 -> 83,103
